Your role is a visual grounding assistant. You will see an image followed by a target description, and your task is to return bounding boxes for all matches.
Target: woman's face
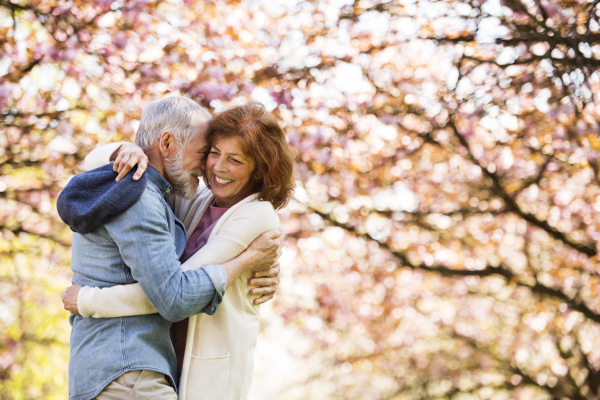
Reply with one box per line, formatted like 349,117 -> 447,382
205,136 -> 255,208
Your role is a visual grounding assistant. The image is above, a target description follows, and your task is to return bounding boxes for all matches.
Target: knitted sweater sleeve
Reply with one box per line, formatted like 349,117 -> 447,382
83,142 -> 125,171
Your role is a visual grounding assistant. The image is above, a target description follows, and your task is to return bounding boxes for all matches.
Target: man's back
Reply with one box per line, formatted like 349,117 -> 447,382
68,169 -> 186,400
62,166 -> 226,400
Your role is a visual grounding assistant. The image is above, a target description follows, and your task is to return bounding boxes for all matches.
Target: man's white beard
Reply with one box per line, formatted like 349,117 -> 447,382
164,150 -> 202,199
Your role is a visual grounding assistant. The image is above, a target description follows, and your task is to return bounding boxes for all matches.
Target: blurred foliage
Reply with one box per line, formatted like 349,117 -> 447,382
1,0 -> 600,399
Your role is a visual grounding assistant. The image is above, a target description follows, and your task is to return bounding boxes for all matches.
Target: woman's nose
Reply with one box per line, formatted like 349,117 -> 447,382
215,157 -> 227,172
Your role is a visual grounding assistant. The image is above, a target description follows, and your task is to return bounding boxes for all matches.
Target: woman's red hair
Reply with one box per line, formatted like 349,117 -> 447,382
203,102 -> 295,210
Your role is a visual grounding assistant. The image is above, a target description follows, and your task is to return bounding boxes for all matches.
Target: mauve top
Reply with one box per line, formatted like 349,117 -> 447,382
173,201 -> 229,379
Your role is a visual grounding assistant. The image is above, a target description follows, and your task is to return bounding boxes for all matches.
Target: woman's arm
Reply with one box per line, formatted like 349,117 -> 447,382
77,284 -> 156,318
84,142 -> 125,170
73,201 -> 280,318
181,202 -> 279,273
85,142 -> 148,182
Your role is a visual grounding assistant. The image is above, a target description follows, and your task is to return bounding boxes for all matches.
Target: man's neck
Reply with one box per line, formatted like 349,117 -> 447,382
145,149 -> 165,178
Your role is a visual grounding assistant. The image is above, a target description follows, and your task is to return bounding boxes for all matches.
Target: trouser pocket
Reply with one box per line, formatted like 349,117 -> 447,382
185,354 -> 230,400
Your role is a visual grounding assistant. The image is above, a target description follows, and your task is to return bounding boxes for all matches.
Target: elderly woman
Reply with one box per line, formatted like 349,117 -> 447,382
66,102 -> 294,400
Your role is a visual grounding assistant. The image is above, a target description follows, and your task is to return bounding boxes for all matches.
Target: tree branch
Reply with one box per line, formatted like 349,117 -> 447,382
299,203 -> 600,325
446,119 -> 597,257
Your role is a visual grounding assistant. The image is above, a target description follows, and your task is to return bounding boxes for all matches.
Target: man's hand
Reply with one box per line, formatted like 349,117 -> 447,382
248,264 -> 280,305
222,228 -> 284,288
112,143 -> 148,182
244,228 -> 284,272
61,284 -> 83,316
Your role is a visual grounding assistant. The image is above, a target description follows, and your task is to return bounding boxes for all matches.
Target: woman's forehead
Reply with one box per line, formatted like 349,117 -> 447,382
213,136 -> 244,153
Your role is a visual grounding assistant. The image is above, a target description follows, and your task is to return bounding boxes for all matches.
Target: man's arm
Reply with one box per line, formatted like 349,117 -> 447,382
103,188 -> 226,322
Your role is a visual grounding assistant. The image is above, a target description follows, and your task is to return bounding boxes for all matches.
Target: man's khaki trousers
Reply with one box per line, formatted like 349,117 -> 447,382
94,370 -> 177,400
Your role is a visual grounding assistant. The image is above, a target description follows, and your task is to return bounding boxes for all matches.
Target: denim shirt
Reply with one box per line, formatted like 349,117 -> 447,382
68,167 -> 227,400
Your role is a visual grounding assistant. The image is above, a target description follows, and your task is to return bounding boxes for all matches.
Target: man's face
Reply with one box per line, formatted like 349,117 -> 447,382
164,124 -> 208,199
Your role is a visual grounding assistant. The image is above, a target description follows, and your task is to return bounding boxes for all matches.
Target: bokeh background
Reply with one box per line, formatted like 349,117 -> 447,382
2,0 -> 600,399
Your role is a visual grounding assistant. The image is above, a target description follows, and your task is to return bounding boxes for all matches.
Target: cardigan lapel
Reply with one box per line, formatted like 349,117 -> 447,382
184,192 -> 214,240
207,193 -> 260,239
175,190 -> 260,242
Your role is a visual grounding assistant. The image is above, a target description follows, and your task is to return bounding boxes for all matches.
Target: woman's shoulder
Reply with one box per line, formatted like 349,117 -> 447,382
210,196 -> 279,243
227,197 -> 279,228
238,197 -> 277,215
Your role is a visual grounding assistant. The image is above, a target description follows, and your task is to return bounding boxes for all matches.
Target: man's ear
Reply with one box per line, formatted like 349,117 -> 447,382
158,131 -> 177,158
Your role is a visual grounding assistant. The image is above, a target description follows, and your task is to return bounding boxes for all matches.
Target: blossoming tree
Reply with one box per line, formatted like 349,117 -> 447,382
1,0 -> 600,399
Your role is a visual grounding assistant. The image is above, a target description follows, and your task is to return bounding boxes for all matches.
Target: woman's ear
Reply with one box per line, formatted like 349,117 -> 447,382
158,131 -> 177,157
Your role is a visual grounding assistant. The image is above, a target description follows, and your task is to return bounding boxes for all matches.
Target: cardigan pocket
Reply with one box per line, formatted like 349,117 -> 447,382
186,353 -> 230,400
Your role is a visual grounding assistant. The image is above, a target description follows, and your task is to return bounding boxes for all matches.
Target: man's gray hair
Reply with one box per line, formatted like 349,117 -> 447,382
134,96 -> 211,149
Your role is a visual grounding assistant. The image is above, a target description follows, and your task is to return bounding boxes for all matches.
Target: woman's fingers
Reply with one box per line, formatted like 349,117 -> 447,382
114,154 -> 148,182
115,157 -> 138,182
133,155 -> 148,180
113,152 -> 125,173
113,144 -> 148,182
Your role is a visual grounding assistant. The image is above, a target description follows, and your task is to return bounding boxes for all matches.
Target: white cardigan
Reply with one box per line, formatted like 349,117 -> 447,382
79,143 -> 279,400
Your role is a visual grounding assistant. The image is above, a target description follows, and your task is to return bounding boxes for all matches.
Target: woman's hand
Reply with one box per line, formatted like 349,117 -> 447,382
112,143 -> 148,182
248,264 -> 280,305
61,284 -> 83,315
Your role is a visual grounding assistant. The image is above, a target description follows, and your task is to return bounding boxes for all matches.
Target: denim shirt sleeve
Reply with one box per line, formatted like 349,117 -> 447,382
199,264 -> 226,314
103,188 -> 223,322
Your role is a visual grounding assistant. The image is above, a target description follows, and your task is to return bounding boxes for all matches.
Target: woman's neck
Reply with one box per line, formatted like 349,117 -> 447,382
214,197 -> 234,208
214,190 -> 255,208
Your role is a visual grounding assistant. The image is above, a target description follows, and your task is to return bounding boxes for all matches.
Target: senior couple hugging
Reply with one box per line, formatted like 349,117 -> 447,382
57,96 -> 295,400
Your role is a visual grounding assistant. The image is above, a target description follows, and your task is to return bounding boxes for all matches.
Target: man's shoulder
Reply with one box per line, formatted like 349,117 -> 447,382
122,180 -> 169,215
57,164 -> 148,234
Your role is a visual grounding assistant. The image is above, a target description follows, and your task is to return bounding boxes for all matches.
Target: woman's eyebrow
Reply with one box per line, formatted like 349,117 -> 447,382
221,148 -> 243,157
212,145 -> 245,159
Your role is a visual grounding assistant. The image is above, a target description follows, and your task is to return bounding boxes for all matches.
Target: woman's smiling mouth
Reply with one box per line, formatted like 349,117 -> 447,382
214,176 -> 233,185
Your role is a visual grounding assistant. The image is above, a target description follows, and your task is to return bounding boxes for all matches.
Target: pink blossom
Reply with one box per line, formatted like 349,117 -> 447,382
207,66 -> 225,79
190,82 -> 233,102
112,32 -> 127,49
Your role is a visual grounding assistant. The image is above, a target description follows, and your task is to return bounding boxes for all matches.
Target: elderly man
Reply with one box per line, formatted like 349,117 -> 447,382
58,96 -> 282,400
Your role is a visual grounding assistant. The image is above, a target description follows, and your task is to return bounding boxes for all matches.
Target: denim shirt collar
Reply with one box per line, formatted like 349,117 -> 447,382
146,167 -> 173,200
